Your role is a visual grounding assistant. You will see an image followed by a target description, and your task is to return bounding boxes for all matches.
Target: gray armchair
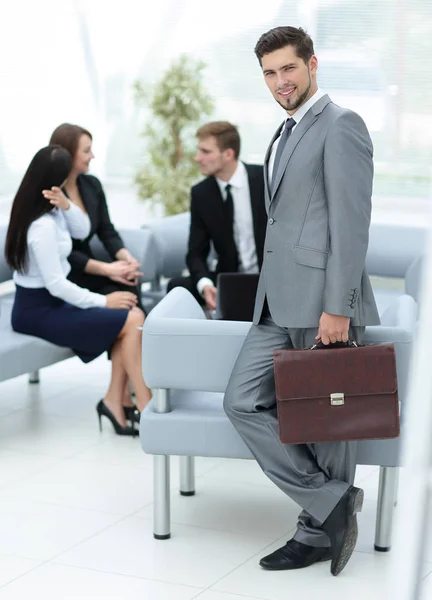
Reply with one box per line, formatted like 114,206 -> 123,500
140,287 -> 417,551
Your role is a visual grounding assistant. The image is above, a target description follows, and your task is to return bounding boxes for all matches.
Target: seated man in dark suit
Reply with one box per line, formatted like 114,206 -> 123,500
168,121 -> 266,311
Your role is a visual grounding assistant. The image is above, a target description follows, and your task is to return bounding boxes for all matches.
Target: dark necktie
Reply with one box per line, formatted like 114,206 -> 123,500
271,118 -> 296,191
224,183 -> 234,227
223,183 -> 239,269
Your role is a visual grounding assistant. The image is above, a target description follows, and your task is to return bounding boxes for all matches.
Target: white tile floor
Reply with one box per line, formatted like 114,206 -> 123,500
0,356 -> 430,599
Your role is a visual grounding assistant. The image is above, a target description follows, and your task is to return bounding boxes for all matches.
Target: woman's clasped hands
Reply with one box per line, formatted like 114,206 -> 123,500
104,260 -> 142,286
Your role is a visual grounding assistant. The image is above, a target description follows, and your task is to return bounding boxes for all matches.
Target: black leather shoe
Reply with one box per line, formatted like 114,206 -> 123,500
322,485 -> 364,576
259,539 -> 332,570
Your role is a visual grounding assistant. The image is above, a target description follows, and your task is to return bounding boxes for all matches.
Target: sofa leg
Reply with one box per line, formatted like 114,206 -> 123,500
153,454 -> 171,540
28,370 -> 40,384
374,466 -> 398,552
393,467 -> 400,507
179,456 -> 195,497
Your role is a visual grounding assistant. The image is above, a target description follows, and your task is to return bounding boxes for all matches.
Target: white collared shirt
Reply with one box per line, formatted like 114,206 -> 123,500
13,202 -> 107,309
268,88 -> 326,186
197,161 -> 258,295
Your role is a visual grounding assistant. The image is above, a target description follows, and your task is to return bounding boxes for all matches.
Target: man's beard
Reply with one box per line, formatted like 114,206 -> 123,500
276,72 -> 312,112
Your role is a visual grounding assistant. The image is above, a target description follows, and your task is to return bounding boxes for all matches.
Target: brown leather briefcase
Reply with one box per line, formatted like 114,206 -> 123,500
273,342 -> 400,444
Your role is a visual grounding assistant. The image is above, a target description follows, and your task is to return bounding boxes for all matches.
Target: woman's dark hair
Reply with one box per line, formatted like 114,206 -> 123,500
254,26 -> 314,65
5,145 -> 72,272
49,123 -> 92,159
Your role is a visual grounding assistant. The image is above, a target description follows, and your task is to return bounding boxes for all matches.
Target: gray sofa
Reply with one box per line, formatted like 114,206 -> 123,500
140,287 -> 417,553
142,214 -> 426,314
0,225 -> 158,383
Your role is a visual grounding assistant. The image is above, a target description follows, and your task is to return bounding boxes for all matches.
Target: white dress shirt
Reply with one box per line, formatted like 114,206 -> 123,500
14,202 -> 107,309
197,161 -> 258,295
268,88 -> 326,186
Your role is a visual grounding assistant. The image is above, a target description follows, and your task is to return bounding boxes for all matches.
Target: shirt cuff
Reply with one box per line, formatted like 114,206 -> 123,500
197,277 -> 214,296
64,199 -> 74,212
93,293 -> 108,308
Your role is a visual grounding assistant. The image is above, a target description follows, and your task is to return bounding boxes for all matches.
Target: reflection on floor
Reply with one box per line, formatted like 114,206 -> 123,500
0,356 -> 430,599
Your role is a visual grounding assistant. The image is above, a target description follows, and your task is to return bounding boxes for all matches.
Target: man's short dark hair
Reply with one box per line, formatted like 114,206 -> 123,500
254,26 -> 315,65
196,121 -> 240,159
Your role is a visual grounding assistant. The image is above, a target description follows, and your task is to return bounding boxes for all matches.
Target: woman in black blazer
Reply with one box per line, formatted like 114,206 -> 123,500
49,123 -> 146,421
49,124 -> 144,307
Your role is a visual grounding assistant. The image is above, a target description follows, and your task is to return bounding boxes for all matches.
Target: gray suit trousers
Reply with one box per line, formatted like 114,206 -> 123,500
223,308 -> 363,547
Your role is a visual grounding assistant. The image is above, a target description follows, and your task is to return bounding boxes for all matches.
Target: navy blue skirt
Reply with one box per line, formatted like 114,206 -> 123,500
12,286 -> 128,363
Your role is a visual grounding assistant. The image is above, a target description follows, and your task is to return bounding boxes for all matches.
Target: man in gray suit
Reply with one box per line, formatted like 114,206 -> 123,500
224,26 -> 380,577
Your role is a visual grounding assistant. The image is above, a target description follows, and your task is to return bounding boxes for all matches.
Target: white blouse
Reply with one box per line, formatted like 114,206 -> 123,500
13,202 -> 107,309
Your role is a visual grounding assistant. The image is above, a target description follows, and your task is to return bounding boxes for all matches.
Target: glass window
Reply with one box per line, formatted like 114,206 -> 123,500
0,0 -> 431,225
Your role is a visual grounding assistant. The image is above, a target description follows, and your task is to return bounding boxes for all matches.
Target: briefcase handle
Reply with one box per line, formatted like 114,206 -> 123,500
310,338 -> 359,350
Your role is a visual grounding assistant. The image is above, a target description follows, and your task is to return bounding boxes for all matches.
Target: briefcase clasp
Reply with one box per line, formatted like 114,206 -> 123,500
330,393 -> 345,406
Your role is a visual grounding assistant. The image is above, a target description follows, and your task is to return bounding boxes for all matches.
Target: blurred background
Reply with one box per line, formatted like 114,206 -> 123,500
0,0 -> 431,226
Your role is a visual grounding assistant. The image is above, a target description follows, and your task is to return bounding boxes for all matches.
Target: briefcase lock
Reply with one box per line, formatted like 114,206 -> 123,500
330,393 -> 345,406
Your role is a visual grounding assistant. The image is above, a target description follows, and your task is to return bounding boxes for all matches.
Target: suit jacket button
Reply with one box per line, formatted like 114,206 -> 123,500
269,218 -> 274,225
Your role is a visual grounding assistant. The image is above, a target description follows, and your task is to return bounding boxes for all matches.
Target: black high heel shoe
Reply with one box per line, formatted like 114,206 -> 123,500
97,400 -> 138,436
123,406 -> 141,424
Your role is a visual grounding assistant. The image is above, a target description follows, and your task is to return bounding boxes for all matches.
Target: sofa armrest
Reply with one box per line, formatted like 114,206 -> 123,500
142,288 -> 251,392
405,255 -> 424,303
364,295 -> 417,403
0,225 -> 13,284
377,293 -> 417,332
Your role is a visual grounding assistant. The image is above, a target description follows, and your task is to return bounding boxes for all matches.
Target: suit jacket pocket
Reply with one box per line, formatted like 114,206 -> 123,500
294,246 -> 328,269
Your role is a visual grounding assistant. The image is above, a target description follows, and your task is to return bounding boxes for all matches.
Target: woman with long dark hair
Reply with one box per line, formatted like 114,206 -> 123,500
5,146 -> 152,435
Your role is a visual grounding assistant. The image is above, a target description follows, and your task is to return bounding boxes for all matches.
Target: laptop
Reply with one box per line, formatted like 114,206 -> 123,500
216,272 -> 260,322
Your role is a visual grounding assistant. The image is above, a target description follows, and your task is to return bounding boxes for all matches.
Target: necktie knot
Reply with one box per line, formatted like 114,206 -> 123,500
284,118 -> 296,134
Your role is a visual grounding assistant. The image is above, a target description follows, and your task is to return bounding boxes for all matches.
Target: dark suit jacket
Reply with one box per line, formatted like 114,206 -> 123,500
186,163 -> 266,288
67,174 -> 124,275
66,174 -> 145,312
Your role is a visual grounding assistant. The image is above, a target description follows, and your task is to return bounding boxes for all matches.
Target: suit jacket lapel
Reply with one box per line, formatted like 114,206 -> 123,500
208,175 -> 224,205
264,123 -> 283,210
245,164 -> 262,260
207,175 -> 239,268
269,94 -> 332,204
207,176 -> 226,232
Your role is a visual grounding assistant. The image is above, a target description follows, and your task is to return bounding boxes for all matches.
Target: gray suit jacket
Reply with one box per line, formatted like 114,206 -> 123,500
253,94 -> 380,328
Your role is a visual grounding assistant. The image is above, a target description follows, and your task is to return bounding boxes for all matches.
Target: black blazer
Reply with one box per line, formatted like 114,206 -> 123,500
186,163 -> 266,287
67,174 -> 124,274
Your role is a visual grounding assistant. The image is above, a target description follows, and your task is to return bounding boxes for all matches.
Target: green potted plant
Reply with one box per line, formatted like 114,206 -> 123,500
134,55 -> 214,215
